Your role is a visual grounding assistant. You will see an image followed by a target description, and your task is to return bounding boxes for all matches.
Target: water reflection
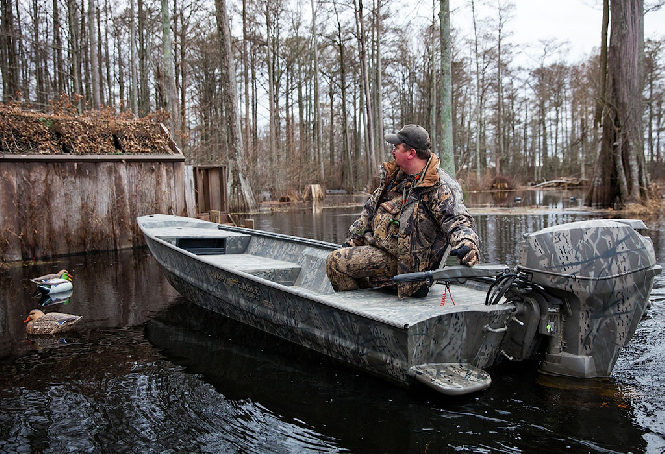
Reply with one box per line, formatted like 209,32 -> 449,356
33,287 -> 73,307
145,299 -> 646,453
146,300 -> 399,452
466,188 -> 586,209
0,248 -> 179,361
476,213 -> 603,264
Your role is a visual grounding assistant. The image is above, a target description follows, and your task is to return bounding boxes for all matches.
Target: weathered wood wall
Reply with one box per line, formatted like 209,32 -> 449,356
0,154 -> 195,262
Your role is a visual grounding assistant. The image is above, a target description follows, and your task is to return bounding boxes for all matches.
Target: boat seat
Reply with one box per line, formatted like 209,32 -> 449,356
294,247 -> 335,294
200,254 -> 301,286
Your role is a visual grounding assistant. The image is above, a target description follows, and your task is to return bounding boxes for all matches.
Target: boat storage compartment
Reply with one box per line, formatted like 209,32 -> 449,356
176,237 -> 226,255
172,232 -> 251,255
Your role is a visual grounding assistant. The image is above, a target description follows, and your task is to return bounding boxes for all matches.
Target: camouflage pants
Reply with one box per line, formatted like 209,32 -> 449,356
325,245 -> 398,291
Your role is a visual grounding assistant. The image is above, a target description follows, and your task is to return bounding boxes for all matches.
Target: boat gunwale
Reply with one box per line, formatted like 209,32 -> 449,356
216,223 -> 342,251
138,215 -> 513,329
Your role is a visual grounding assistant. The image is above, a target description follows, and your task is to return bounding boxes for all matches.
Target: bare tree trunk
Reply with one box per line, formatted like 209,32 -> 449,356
658,99 -> 663,164
588,0 -> 646,206
162,0 -> 179,133
53,0 -> 64,95
116,27 -> 124,109
429,0 -> 437,155
31,0 -> 46,105
214,0 -> 257,211
265,3 -> 277,180
129,0 -> 138,114
373,0 -> 383,170
88,0 -> 100,107
173,0 -> 179,113
242,0 -> 250,169
178,0 -> 187,148
0,0 -> 19,101
285,70 -> 292,169
495,0 -> 512,176
646,44 -> 655,163
329,82 -> 335,179
96,6 -> 105,104
637,5 -> 650,194
310,0 -> 324,181
67,0 -> 82,111
613,125 -> 629,201
81,5 -> 90,102
15,0 -> 28,100
251,44 -> 258,155
594,0 -> 609,128
333,6 -> 352,190
138,0 -> 149,114
439,0 -> 454,175
296,39 -> 305,189
355,0 -> 377,176
471,0 -> 481,179
103,0 -> 112,106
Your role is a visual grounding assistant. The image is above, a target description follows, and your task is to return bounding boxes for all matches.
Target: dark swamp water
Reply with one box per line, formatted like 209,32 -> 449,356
2,198 -> 665,452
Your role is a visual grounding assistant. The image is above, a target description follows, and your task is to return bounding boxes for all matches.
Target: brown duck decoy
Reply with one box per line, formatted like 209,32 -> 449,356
23,309 -> 82,335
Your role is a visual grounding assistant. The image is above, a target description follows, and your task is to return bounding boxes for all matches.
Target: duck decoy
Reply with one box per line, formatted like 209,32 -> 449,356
24,309 -> 81,335
31,269 -> 73,283
30,270 -> 73,294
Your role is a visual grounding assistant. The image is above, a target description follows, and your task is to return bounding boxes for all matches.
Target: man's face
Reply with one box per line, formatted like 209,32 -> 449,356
392,143 -> 412,168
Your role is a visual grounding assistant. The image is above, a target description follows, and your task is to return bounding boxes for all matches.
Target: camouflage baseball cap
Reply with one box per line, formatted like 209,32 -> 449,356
385,124 -> 431,150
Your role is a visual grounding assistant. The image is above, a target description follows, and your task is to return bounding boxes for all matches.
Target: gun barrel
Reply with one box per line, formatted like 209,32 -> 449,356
393,265 -> 510,284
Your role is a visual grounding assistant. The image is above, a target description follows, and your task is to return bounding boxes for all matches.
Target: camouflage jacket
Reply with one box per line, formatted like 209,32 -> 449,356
345,154 -> 480,297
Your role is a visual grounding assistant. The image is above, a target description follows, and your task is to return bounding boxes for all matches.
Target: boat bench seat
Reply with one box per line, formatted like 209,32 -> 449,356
201,254 -> 302,286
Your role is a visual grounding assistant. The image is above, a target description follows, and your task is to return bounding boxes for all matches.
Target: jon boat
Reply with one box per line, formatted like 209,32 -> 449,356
138,214 -> 661,396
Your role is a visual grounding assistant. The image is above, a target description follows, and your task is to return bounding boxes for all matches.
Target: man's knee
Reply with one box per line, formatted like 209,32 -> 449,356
326,247 -> 360,291
325,251 -> 335,277
326,248 -> 345,275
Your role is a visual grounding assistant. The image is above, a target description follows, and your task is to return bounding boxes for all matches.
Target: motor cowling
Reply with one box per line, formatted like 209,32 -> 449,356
508,219 -> 660,378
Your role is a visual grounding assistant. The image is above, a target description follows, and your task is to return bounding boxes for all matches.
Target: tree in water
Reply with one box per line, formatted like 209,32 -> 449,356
439,0 -> 454,176
214,0 -> 257,212
588,0 -> 650,207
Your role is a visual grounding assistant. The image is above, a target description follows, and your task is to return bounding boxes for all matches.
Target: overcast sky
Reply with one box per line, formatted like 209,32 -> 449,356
510,0 -> 665,62
398,0 -> 665,66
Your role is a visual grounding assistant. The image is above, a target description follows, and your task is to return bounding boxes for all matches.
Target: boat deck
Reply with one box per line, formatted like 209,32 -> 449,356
320,284 -> 501,328
200,250 -> 501,329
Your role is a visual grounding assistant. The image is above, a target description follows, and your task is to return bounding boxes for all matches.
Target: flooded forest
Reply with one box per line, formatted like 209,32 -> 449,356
0,0 -> 664,202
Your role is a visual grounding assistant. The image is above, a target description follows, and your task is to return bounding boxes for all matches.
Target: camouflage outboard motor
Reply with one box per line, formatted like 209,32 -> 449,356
501,219 -> 661,378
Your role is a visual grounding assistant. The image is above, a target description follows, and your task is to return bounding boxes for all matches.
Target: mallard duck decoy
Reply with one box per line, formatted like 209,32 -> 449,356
31,269 -> 73,283
23,309 -> 81,335
30,270 -> 73,294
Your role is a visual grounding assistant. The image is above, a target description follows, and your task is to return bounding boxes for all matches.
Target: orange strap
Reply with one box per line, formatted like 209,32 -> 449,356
440,283 -> 456,307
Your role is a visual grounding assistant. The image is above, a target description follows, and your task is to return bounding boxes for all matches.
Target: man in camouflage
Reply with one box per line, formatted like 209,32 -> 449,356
325,124 -> 481,298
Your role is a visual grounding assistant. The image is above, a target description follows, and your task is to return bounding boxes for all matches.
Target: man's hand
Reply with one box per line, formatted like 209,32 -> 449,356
451,240 -> 480,267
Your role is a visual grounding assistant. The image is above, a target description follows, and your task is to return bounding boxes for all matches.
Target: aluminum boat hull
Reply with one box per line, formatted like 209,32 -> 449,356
138,214 -> 513,395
